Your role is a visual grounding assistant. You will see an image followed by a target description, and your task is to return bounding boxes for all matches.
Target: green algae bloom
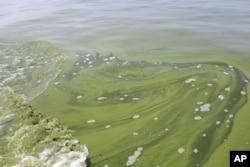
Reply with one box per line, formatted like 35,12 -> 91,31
33,52 -> 249,166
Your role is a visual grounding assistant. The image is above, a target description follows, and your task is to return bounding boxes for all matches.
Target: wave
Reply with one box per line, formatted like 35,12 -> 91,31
0,41 -> 89,167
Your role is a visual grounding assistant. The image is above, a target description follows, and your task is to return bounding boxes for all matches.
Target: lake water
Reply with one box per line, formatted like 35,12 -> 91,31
1,0 -> 250,166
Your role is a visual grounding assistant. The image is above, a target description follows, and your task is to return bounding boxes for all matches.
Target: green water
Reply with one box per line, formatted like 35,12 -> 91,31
1,0 -> 250,166
32,52 -> 249,166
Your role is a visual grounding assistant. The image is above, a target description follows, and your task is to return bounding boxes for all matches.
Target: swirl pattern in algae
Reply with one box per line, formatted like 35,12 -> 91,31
33,52 -> 249,167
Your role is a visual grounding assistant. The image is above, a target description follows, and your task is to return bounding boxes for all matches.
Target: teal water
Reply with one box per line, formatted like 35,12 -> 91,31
1,0 -> 250,166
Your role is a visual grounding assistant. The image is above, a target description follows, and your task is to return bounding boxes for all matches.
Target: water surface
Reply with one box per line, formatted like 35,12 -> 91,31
1,0 -> 250,166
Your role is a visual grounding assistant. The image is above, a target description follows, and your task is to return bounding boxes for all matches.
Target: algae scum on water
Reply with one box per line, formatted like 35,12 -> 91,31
0,41 -> 249,166
33,51 -> 249,166
0,42 -> 88,167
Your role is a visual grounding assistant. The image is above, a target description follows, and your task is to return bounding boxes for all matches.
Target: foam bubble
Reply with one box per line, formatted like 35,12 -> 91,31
105,125 -> 111,128
185,78 -> 196,83
132,97 -> 139,101
241,91 -> 246,95
126,147 -> 143,166
77,95 -> 82,99
97,97 -> 107,101
207,83 -> 213,87
216,121 -> 221,125
87,120 -> 96,123
200,103 -> 210,112
193,148 -> 199,153
133,132 -> 139,136
194,116 -> 202,120
218,95 -> 225,100
177,147 -> 185,154
133,115 -> 140,119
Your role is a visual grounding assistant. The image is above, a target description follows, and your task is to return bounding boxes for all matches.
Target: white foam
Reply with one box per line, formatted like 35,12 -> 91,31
119,97 -> 125,101
132,132 -> 139,136
133,115 -> 140,119
185,78 -> 196,83
193,149 -> 199,153
177,147 -> 185,154
18,145 -> 89,167
105,125 -> 111,129
194,116 -> 202,120
218,95 -> 225,100
200,103 -> 210,112
97,97 -> 107,101
207,83 -> 213,87
216,121 -> 221,125
154,117 -> 159,121
87,120 -> 96,123
126,147 -> 143,166
132,97 -> 139,101
241,91 -> 246,95
77,95 -> 82,99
